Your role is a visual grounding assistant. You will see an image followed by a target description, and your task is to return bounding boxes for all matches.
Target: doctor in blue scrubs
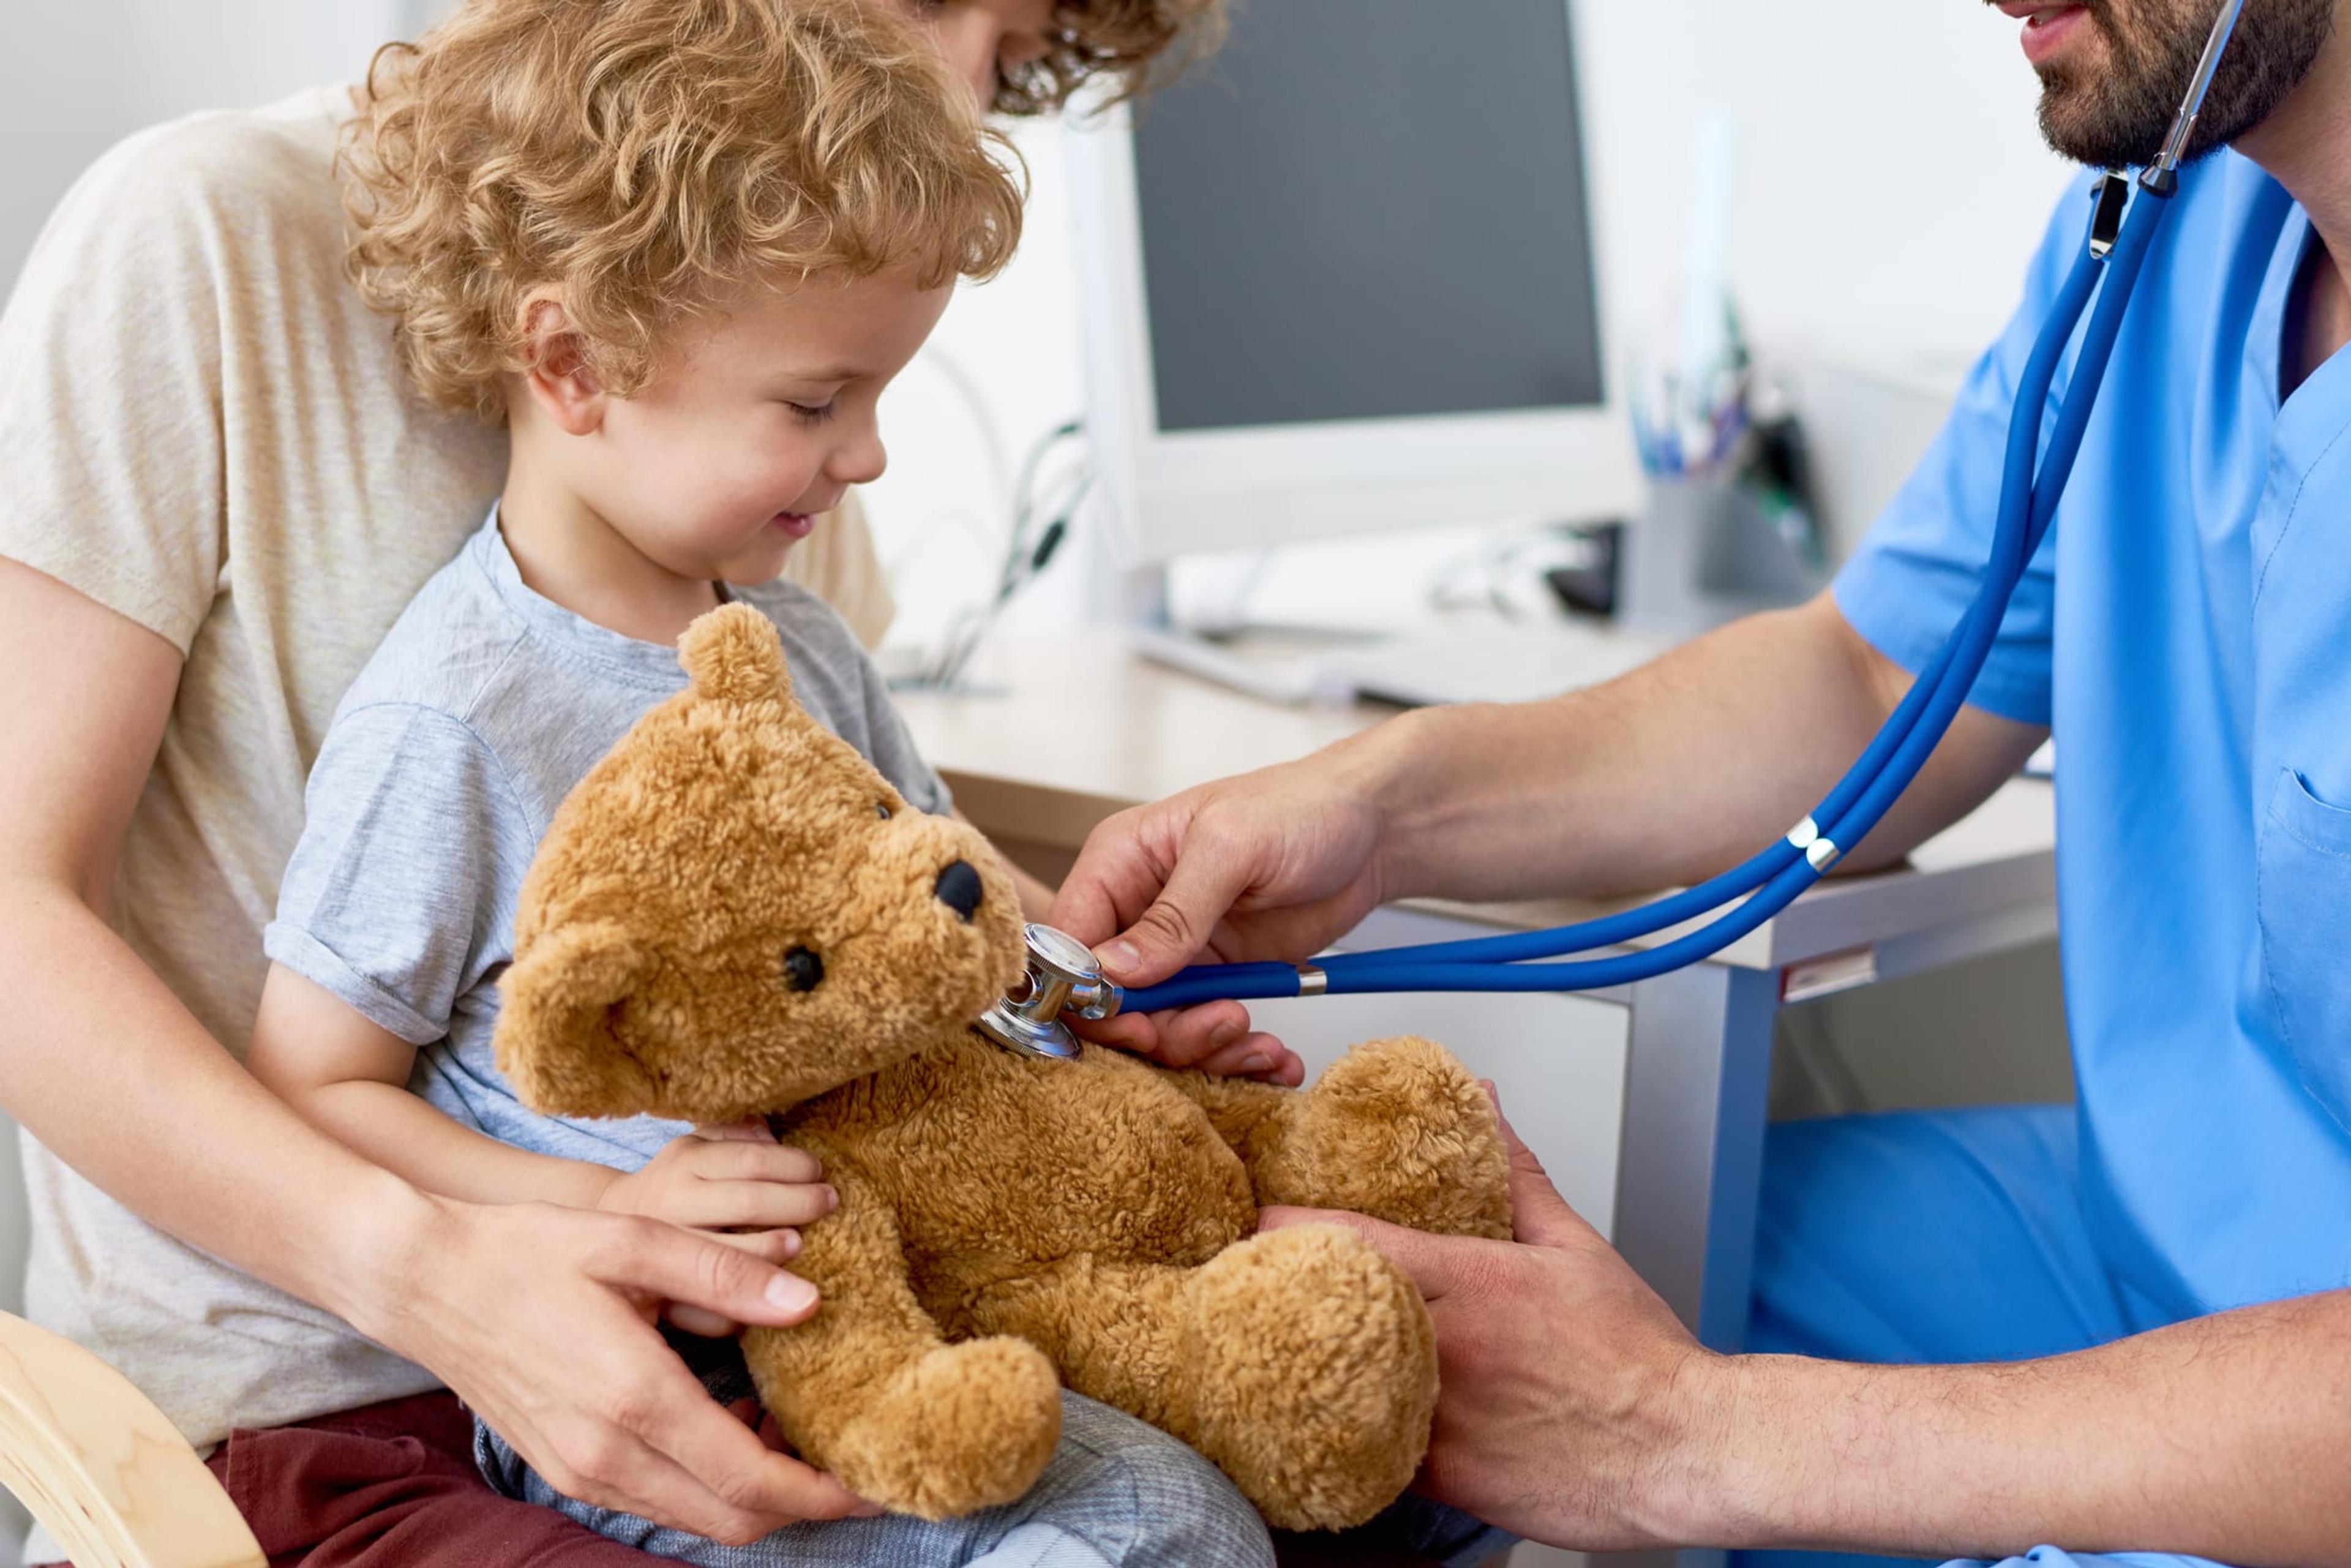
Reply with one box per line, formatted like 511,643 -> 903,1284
1050,1 -> 2351,1562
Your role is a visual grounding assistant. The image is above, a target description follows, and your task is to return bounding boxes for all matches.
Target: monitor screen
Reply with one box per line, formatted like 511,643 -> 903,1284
1131,0 -> 1605,435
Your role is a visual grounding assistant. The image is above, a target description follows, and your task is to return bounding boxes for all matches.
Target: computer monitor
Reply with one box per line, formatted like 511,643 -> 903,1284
1069,0 -> 1639,566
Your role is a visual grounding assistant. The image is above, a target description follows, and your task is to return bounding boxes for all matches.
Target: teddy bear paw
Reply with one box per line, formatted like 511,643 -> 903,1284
1181,1225 -> 1437,1531
824,1337 -> 1063,1521
1264,1035 -> 1513,1240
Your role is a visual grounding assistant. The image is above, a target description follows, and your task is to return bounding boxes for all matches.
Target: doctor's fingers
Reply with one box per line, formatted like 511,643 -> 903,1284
1113,997 -> 1253,1065
1493,1108 -> 1603,1253
1256,1204 -> 1501,1305
1195,1033 -> 1305,1086
1070,999 -> 1305,1084
1055,797 -> 1262,986
1050,801 -> 1177,947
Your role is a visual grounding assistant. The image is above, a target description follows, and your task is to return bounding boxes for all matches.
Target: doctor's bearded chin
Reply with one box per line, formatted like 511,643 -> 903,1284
2005,0 -> 2334,168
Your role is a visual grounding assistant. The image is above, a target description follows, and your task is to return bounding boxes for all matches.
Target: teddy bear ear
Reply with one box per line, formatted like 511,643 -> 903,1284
677,602 -> 793,705
492,920 -> 663,1119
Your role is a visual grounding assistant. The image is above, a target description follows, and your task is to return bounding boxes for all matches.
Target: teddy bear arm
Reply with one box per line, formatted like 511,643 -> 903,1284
1158,1068 -> 1299,1201
1212,1037 -> 1516,1239
741,1168 -> 1061,1521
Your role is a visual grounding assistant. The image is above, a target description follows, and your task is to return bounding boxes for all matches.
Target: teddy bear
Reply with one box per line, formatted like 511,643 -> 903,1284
491,602 -> 1513,1531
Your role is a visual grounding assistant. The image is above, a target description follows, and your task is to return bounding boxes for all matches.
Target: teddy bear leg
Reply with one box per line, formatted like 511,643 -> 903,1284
743,1172 -> 1062,1521
1179,1224 -> 1438,1532
964,1228 -> 1437,1533
1176,1037 -> 1513,1239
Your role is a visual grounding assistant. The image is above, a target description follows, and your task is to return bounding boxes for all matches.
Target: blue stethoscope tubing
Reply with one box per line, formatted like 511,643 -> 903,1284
1122,170 -> 2176,1016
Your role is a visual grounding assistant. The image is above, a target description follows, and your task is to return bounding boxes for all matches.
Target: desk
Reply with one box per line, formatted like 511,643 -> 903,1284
898,630 -> 2057,1567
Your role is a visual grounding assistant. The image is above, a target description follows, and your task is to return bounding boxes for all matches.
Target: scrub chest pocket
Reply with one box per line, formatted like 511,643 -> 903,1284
2258,767 -> 2351,1130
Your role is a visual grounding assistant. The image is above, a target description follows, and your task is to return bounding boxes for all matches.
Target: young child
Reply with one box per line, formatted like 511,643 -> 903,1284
242,2 -> 1277,1564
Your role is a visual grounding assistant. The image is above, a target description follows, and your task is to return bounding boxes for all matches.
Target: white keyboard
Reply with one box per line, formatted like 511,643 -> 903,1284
1131,621 -> 1669,708
1321,622 -> 1668,707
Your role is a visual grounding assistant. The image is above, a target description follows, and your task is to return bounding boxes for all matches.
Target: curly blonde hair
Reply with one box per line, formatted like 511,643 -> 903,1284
343,0 -> 1026,419
996,0 -> 1228,116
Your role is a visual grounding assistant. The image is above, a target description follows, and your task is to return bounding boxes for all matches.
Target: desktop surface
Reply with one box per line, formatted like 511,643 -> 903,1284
894,629 -> 2057,977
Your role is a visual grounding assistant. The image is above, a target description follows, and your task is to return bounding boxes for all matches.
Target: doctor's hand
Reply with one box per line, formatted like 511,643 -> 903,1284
1258,1116 -> 1732,1551
1049,746 -> 1399,1083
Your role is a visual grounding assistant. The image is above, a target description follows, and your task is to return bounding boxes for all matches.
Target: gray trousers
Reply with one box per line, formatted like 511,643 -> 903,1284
474,1337 -> 1512,1567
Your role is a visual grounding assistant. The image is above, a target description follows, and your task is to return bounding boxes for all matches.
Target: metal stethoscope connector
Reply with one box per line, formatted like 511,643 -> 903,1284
973,925 -> 1126,1060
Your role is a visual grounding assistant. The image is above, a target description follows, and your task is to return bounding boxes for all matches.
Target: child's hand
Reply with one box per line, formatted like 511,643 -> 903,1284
594,1120 -> 838,1239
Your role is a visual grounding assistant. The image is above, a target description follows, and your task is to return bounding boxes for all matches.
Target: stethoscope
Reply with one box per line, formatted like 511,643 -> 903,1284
977,0 -> 2249,1062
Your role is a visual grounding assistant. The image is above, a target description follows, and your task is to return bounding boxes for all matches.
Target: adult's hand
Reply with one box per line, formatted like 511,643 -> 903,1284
1260,1117 -> 1730,1551
359,1194 -> 878,1545
1048,737 -> 1406,1082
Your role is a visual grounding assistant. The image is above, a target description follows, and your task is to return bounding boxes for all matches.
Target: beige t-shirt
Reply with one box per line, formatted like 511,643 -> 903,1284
0,87 -> 896,1452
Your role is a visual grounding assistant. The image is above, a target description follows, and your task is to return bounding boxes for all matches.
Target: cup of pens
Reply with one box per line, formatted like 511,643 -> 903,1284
1620,344 -> 1821,634
1629,340 -> 1751,485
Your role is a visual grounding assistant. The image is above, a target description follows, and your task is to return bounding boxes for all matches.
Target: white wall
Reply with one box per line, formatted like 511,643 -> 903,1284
0,3 -> 405,293
1577,0 -> 2077,376
859,116 -> 1097,656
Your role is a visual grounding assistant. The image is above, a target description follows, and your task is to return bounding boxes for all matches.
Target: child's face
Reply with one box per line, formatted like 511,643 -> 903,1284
578,265 -> 951,586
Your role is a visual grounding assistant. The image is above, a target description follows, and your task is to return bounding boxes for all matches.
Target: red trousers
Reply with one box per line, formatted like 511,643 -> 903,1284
53,1392 -> 665,1567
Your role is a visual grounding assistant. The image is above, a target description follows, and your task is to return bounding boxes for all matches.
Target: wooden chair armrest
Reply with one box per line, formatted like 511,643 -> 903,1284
0,1311 -> 260,1568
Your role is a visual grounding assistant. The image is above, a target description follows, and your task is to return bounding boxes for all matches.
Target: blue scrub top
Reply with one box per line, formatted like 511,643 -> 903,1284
1834,152 -> 2351,1327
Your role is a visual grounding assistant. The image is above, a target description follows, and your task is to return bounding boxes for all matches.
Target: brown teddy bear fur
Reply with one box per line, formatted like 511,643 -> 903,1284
492,602 -> 1513,1530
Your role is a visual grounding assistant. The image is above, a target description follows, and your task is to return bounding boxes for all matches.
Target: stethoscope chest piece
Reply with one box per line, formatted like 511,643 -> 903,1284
973,924 -> 1124,1062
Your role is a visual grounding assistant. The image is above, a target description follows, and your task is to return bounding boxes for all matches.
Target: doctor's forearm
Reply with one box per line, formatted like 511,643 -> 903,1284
1368,595 -> 2042,903
1691,1293 -> 2351,1564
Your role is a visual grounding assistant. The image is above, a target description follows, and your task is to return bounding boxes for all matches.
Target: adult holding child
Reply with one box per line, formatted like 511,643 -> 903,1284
0,1 -> 1249,1562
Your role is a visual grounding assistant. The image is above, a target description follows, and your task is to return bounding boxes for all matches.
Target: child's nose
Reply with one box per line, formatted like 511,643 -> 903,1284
933,860 -> 983,923
832,425 -> 887,486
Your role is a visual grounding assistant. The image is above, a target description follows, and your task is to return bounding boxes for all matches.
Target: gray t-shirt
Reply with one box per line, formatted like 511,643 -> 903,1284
263,511 -> 948,1169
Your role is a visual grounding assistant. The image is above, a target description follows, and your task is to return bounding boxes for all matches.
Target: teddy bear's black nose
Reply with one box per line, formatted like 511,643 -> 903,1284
934,860 -> 984,922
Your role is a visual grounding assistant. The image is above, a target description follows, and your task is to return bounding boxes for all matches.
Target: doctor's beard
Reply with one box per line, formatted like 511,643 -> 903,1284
2027,0 -> 2334,169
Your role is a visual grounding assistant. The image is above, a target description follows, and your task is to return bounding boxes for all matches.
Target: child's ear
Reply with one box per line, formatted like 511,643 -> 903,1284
516,290 -> 606,437
493,920 -> 661,1118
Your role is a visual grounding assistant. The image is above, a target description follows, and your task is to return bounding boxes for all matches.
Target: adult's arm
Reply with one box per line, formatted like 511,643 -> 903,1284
1057,180 -> 2105,1067
1273,1122 -> 2351,1564
0,558 -> 869,1545
1052,593 -> 2043,1064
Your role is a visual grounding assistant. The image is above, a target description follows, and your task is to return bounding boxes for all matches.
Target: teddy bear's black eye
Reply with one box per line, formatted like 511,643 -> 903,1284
782,946 -> 825,992
875,801 -> 893,820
